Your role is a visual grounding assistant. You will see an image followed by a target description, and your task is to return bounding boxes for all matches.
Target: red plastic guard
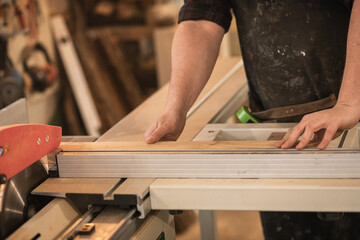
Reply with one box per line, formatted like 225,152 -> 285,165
0,124 -> 62,181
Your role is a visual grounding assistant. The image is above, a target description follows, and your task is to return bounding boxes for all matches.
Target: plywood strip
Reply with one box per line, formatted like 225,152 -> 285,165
60,140 -> 278,151
59,140 -> 326,152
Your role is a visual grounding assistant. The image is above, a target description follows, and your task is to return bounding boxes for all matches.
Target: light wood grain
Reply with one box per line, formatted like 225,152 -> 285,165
59,140 -> 329,153
60,140 -> 279,151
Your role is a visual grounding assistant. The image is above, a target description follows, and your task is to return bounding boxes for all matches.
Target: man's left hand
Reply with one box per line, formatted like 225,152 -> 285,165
277,103 -> 360,150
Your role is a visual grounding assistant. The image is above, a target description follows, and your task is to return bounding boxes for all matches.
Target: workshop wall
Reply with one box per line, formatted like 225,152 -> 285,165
1,0 -> 60,124
1,0 -> 240,135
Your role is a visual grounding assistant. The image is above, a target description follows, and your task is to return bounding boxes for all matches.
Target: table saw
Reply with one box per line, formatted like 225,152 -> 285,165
1,57 -> 360,240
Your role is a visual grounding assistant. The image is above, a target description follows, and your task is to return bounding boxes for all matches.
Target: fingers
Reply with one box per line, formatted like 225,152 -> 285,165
295,126 -> 315,150
145,122 -> 170,144
278,114 -> 341,150
279,123 -> 306,149
276,106 -> 358,150
317,126 -> 338,149
278,112 -> 322,149
144,123 -> 157,142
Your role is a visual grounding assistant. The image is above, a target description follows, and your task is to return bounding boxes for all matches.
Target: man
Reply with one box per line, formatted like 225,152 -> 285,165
145,0 -> 360,239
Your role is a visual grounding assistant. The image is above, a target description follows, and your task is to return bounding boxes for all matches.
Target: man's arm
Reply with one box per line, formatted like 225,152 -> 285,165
278,0 -> 360,150
144,20 -> 224,143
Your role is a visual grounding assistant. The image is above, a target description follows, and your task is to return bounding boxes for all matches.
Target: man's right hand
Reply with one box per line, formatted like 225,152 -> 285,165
144,111 -> 186,144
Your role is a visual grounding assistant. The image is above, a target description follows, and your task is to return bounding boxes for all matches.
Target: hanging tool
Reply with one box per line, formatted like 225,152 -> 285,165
22,43 -> 57,91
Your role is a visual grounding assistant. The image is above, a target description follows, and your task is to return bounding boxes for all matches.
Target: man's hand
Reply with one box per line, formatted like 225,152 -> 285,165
277,103 -> 360,150
144,111 -> 186,144
144,20 -> 224,144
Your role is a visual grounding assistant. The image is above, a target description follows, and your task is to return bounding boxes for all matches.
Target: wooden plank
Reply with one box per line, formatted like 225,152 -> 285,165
73,34 -> 128,130
150,179 -> 360,212
60,140 -> 333,152
98,29 -> 144,109
71,1 -> 128,131
60,140 -> 280,151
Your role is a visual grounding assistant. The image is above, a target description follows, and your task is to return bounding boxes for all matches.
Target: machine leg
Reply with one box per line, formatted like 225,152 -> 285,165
199,210 -> 218,240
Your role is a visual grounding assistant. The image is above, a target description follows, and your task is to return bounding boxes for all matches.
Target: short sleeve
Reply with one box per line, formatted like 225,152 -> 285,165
178,0 -> 232,33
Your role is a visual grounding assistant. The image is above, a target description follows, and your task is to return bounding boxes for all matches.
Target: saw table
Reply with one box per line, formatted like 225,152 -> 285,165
3,57 -> 360,240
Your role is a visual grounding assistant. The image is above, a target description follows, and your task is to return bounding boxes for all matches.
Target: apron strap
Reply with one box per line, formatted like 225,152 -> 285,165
251,94 -> 337,120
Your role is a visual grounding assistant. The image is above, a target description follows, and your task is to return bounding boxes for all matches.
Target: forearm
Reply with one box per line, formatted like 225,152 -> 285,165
165,20 -> 224,116
338,0 -> 360,119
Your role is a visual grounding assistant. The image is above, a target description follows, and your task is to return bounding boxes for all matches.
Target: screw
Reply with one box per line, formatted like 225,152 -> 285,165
0,174 -> 6,184
46,135 -> 50,142
37,137 -> 41,145
0,146 -> 3,156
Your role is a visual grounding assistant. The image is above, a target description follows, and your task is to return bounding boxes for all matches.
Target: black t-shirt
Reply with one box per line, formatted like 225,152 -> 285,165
179,0 -> 352,113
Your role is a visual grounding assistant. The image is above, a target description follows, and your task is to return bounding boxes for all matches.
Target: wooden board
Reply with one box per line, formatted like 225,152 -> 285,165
71,1 -> 128,132
97,29 -> 144,109
60,140 -> 281,152
59,139 -> 333,152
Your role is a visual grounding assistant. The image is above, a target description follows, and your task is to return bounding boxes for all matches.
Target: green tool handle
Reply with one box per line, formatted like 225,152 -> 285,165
236,106 -> 261,123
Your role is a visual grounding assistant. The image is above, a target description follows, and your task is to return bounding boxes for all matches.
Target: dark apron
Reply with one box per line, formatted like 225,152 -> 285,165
230,0 -> 351,122
228,1 -> 360,239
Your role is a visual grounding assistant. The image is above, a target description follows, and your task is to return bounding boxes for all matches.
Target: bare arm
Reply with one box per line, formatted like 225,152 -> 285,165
145,20 -> 224,143
279,0 -> 360,149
